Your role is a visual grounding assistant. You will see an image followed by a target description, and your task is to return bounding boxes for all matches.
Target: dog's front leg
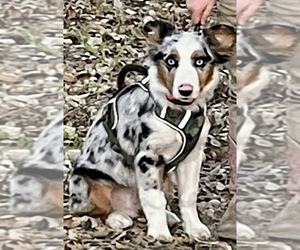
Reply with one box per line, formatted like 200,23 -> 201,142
135,151 -> 171,239
176,150 -> 211,240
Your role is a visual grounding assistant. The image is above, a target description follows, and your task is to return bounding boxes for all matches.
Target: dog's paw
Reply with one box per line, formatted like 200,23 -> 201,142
105,212 -> 133,229
147,227 -> 172,241
185,222 -> 211,241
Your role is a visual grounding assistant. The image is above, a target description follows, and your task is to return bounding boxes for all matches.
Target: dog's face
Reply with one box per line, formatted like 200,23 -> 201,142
144,20 -> 235,109
237,24 -> 299,106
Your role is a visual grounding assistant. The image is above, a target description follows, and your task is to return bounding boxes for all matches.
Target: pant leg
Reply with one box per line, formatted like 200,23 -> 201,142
267,0 -> 300,193
266,0 -> 300,25
217,0 -> 236,144
218,0 -> 237,195
285,74 -> 300,192
218,0 -> 236,25
217,67 -> 238,240
217,0 -> 237,143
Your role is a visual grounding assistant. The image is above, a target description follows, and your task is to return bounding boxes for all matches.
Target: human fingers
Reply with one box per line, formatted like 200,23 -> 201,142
201,1 -> 214,25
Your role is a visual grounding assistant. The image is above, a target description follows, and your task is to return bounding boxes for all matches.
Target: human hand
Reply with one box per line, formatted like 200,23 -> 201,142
237,0 -> 263,25
186,0 -> 216,25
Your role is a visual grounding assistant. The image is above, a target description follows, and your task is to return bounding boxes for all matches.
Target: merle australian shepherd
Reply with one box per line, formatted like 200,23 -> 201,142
69,20 -> 235,240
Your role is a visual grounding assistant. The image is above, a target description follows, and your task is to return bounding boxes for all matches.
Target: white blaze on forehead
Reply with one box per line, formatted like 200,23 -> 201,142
171,33 -> 205,99
175,33 -> 205,59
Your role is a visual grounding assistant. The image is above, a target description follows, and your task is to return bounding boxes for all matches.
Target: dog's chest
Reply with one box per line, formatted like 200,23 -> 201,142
144,116 -> 183,162
116,87 -> 184,160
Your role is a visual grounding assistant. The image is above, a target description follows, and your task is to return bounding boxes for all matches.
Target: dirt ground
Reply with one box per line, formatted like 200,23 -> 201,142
63,0 -> 235,249
0,0 -> 296,249
63,0 -> 298,249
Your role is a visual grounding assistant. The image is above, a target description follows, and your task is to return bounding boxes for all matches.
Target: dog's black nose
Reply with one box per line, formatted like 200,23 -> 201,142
178,84 -> 193,97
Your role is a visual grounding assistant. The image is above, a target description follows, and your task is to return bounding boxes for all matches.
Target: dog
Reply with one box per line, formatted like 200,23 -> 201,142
9,112 -> 64,216
68,20 -> 235,240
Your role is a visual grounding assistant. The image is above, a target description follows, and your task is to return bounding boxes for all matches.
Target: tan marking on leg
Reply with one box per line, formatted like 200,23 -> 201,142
31,178 -> 63,216
44,180 -> 63,208
111,187 -> 141,217
162,173 -> 175,206
88,181 -> 114,218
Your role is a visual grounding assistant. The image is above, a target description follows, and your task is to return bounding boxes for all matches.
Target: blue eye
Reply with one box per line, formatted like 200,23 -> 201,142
167,58 -> 176,66
195,59 -> 204,67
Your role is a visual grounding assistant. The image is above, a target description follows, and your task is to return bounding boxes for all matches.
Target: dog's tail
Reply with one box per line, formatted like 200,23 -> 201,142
117,64 -> 148,90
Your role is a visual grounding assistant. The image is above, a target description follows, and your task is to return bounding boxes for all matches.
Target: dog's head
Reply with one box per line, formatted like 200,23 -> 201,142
144,20 -> 235,111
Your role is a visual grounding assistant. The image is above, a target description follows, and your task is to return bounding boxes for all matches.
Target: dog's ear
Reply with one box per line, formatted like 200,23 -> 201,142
244,24 -> 299,63
204,24 -> 236,63
143,19 -> 175,44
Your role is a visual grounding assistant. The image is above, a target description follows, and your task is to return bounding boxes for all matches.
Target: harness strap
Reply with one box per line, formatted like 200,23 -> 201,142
153,104 -> 207,172
103,121 -> 135,168
107,79 -> 149,130
102,75 -> 206,173
102,78 -> 149,166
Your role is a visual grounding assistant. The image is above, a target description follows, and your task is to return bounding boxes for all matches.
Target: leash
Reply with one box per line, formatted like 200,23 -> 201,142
194,23 -> 204,36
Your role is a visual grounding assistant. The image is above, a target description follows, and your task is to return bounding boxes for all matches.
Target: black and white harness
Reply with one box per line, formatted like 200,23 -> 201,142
101,76 -> 210,172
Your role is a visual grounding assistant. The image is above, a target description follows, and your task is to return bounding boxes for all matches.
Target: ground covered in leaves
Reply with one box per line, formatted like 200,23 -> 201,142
0,0 -> 296,249
0,0 -> 63,249
63,0 -> 298,246
63,0 -> 235,249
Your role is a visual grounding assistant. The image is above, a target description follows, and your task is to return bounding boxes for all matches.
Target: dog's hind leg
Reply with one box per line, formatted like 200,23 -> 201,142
69,166 -> 141,229
69,174 -> 96,214
105,187 -> 141,229
68,168 -> 114,218
134,151 -> 172,239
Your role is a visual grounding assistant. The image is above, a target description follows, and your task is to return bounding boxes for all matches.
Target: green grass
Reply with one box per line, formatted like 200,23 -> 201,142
64,130 -> 84,149
74,30 -> 99,56
16,136 -> 34,148
21,30 -> 61,56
